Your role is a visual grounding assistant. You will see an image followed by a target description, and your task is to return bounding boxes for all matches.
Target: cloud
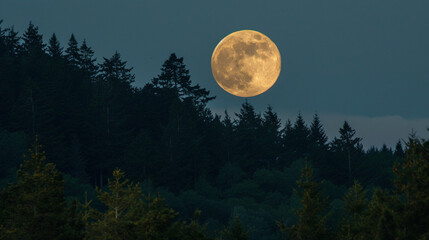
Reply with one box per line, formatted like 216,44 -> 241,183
318,114 -> 429,149
212,108 -> 429,149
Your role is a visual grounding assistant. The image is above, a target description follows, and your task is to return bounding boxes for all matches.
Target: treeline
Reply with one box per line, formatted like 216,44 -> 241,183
0,140 -> 214,239
0,21 -> 427,239
1,134 -> 428,239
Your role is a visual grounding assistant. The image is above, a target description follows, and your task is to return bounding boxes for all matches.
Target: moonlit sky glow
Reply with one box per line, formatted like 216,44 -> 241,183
1,0 -> 428,148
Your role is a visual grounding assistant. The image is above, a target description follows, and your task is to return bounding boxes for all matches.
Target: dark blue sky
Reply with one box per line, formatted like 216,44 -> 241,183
1,0 -> 428,147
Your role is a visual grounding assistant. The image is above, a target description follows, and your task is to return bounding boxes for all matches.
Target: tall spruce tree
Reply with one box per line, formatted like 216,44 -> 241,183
220,216 -> 249,240
65,34 -> 81,67
261,106 -> 282,168
87,169 -> 141,239
0,138 -> 70,240
393,140 -> 405,159
285,114 -> 311,160
79,39 -> 98,77
221,110 -> 235,164
278,163 -> 330,240
22,22 -> 45,55
309,114 -> 328,150
308,114 -> 329,175
1,25 -> 20,56
330,121 -> 363,185
47,33 -> 63,58
86,169 -> 211,240
337,181 -> 368,240
279,119 -> 294,167
150,53 -> 215,106
362,189 -> 401,240
88,51 -> 135,186
392,137 -> 429,239
234,101 -> 262,171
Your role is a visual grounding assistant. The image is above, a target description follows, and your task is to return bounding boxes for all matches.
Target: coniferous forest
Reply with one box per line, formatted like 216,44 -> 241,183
0,21 -> 428,240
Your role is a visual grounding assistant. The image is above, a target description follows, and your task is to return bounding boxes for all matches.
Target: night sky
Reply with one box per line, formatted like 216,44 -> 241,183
1,0 -> 428,148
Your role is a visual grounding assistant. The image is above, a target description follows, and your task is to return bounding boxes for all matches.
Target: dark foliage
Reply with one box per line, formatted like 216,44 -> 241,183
1,21 -> 427,240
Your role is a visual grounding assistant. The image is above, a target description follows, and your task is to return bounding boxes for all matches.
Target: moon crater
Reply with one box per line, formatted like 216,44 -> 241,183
211,30 -> 281,97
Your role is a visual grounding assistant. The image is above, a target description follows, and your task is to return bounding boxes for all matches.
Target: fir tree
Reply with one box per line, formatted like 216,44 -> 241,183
309,114 -> 328,150
234,101 -> 262,171
308,114 -> 329,175
235,101 -> 261,133
79,39 -> 98,77
65,34 -> 81,67
285,113 -> 311,160
22,22 -> 45,55
279,119 -> 294,167
330,121 -> 363,185
261,106 -> 282,168
0,138 -> 69,240
222,110 -> 235,163
47,33 -> 62,58
3,26 -> 21,55
337,181 -> 368,240
87,169 -> 141,239
278,164 -> 330,240
0,20 -> 20,55
393,137 -> 429,239
362,189 -> 401,240
99,51 -> 134,87
393,140 -> 405,159
151,53 -> 215,106
220,216 -> 248,240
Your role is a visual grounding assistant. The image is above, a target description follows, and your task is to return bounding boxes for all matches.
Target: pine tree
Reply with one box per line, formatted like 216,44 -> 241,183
0,138 -> 69,240
0,20 -> 7,52
65,34 -> 81,67
22,22 -> 45,55
279,119 -> 295,167
131,194 -> 179,240
235,101 -> 261,135
361,189 -> 401,240
60,199 -> 85,240
222,110 -> 235,163
0,21 -> 20,55
79,39 -> 98,77
99,51 -> 135,87
87,169 -> 141,239
234,101 -> 262,171
337,181 -> 368,240
171,210 -> 212,240
330,121 -> 363,185
86,169 -> 212,239
393,136 -> 429,239
308,114 -> 329,175
278,163 -> 330,240
261,106 -> 282,168
285,113 -> 311,160
89,51 -> 135,181
309,114 -> 328,150
151,53 -> 215,106
393,140 -> 405,159
47,33 -> 63,58
220,216 -> 248,240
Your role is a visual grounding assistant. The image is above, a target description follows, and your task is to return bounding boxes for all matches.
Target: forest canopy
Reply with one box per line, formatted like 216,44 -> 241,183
0,21 -> 428,240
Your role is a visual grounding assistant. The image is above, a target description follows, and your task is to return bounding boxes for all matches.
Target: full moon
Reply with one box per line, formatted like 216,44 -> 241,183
211,30 -> 281,97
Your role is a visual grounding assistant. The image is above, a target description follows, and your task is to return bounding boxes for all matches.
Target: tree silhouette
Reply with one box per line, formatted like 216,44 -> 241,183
22,22 -> 45,55
65,34 -> 81,67
331,121 -> 363,185
47,33 -> 62,58
150,53 -> 215,106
